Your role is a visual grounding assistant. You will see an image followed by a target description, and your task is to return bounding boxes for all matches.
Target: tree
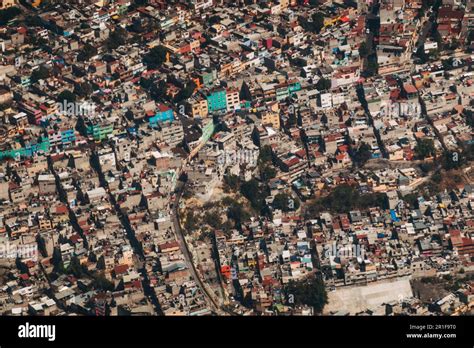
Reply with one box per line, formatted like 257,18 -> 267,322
359,42 -> 369,58
132,0 -> 148,7
174,80 -> 197,103
366,58 -> 379,77
419,162 -> 435,174
36,234 -> 48,258
353,142 -> 372,167
431,28 -> 442,48
467,30 -> 474,45
106,27 -> 128,49
464,143 -> 474,162
242,290 -> 253,308
24,14 -> 43,27
203,211 -> 222,229
0,7 -> 21,26
240,81 -> 252,101
52,247 -> 66,274
284,275 -> 328,313
241,179 -> 269,212
68,256 -> 85,278
414,138 -> 435,160
463,109 -> 474,128
77,43 -> 98,62
31,65 -> 50,83
74,82 -> 93,98
150,80 -> 168,101
403,193 -> 419,208
240,179 -> 259,200
320,113 -> 328,125
97,255 -> 106,270
57,90 -> 77,104
315,78 -> 331,91
260,164 -> 276,182
441,151 -> 463,170
143,45 -> 168,69
447,39 -> 460,51
92,272 -> 114,291
208,15 -> 221,25
52,247 -> 62,268
258,145 -> 273,164
415,44 -> 429,64
223,174 -> 240,192
310,12 -> 325,34
140,77 -> 153,90
88,252 -> 97,263
226,199 -> 251,229
288,110 -> 297,126
306,184 -> 387,217
273,193 -> 300,212
184,211 -> 199,232
16,257 -> 29,274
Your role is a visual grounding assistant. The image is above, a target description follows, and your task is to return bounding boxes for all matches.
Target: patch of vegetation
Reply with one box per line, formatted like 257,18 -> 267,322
419,162 -> 435,175
143,45 -> 168,69
364,55 -> 378,77
31,65 -> 51,83
77,43 -> 98,62
352,142 -> 372,167
57,90 -> 76,104
150,79 -> 168,101
315,77 -> 331,91
421,169 -> 464,197
258,145 -> 273,164
298,12 -> 325,34
402,193 -> 419,209
36,234 -> 48,258
174,80 -> 196,103
415,138 -> 435,160
224,197 -> 251,230
240,178 -> 269,213
272,192 -> 300,212
284,275 -> 328,314
184,210 -> 199,233
259,164 -> 276,182
0,7 -> 21,26
202,211 -> 222,229
91,272 -> 115,291
358,42 -> 369,58
106,27 -> 128,50
306,184 -> 387,217
223,174 -> 240,192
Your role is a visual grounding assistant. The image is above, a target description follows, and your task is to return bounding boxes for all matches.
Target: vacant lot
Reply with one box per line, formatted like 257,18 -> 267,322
325,277 -> 413,314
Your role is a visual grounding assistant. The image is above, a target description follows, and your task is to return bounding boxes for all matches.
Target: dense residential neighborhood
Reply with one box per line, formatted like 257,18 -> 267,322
0,0 -> 472,318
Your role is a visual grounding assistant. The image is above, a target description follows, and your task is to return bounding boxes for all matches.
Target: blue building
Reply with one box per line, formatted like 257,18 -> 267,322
149,105 -> 174,127
61,129 -> 76,145
206,89 -> 227,113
